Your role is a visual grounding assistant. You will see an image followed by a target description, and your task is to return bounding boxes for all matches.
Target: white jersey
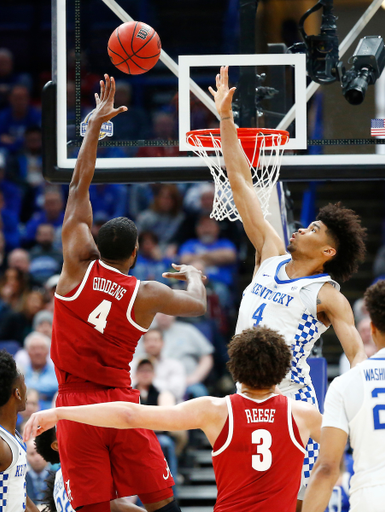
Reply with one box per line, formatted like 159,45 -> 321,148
323,349 -> 385,501
0,425 -> 27,511
236,255 -> 339,391
54,468 -> 75,512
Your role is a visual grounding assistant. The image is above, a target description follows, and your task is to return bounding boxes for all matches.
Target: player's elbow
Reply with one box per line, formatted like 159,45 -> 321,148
194,299 -> 207,316
315,460 -> 340,482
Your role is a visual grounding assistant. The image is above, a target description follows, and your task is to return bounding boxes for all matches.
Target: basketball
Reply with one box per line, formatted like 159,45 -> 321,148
107,21 -> 161,75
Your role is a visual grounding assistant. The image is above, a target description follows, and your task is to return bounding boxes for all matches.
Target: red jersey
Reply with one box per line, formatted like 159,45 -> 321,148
212,393 -> 306,512
51,259 -> 147,388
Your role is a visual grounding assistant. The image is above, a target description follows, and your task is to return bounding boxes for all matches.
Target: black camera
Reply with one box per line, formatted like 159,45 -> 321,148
341,36 -> 385,105
288,0 -> 385,105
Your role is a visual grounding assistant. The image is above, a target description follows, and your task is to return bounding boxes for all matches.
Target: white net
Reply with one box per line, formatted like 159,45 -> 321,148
187,130 -> 288,222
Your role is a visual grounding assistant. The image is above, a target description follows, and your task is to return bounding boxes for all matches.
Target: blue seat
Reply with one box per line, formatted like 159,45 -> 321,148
0,340 -> 20,357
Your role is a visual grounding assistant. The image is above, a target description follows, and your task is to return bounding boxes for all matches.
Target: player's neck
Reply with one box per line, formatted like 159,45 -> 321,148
238,384 -> 276,400
100,258 -> 130,275
285,257 -> 325,279
0,406 -> 17,435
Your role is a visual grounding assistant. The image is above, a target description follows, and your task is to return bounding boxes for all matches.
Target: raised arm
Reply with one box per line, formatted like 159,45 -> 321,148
57,75 -> 127,293
209,66 -> 286,262
134,263 -> 207,328
318,284 -> 367,367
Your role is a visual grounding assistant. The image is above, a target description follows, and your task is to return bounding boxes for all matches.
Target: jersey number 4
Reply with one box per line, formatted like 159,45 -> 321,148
87,300 -> 112,334
252,429 -> 272,471
252,303 -> 267,326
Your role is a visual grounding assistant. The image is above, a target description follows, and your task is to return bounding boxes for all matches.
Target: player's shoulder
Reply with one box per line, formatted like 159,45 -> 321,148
318,281 -> 347,308
329,365 -> 363,395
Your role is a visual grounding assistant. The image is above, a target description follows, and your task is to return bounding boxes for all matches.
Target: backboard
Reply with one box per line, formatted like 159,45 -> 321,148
46,0 -> 385,183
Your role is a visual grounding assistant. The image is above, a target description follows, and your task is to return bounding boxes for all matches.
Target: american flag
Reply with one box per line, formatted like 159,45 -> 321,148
371,119 -> 385,136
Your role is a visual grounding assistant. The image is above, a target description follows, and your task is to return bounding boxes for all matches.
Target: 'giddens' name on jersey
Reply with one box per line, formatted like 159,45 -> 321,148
245,408 -> 276,423
93,277 -> 127,301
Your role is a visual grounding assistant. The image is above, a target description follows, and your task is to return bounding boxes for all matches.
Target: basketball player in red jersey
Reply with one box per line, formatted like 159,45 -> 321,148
26,326 -> 321,512
50,75 -> 206,512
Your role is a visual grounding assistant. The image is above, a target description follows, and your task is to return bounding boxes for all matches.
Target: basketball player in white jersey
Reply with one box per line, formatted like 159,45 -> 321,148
0,350 -> 39,511
302,280 -> 385,511
209,66 -> 367,509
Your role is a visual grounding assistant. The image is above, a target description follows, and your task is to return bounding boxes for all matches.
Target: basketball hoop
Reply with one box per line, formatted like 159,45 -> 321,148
186,128 -> 290,222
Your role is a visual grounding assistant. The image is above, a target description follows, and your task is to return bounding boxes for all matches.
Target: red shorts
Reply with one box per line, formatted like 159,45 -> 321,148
56,383 -> 174,509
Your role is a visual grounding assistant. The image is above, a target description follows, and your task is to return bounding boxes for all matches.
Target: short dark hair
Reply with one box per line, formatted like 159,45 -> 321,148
317,202 -> 366,282
34,428 -> 60,465
97,217 -> 137,261
364,280 -> 385,333
227,327 -> 291,389
0,350 -> 19,407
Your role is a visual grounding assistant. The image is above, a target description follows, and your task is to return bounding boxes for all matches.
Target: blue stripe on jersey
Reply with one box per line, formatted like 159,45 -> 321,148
0,473 -> 9,509
291,313 -> 319,385
0,426 -> 27,452
274,258 -> 329,285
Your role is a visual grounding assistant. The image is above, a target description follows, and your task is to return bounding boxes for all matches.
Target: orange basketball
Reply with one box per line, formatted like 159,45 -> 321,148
107,21 -> 161,75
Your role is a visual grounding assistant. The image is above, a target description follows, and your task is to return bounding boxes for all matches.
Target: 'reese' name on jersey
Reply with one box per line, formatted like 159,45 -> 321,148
93,277 -> 127,301
245,408 -> 276,423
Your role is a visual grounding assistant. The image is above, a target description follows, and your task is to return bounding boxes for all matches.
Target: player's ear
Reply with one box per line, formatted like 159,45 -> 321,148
51,440 -> 59,452
323,246 -> 336,259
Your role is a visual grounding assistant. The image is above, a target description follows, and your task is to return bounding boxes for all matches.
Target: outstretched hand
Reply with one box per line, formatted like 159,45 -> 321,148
163,263 -> 207,282
92,74 -> 128,124
23,409 -> 59,442
208,66 -> 236,117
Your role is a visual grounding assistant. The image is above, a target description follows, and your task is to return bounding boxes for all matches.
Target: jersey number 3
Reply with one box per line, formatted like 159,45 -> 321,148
252,429 -> 272,471
88,300 -> 112,334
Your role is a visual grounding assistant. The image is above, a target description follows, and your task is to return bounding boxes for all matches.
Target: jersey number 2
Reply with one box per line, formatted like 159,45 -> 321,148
252,303 -> 267,326
88,300 -> 112,334
252,429 -> 272,471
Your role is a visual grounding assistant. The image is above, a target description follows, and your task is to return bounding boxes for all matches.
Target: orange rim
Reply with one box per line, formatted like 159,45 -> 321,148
186,127 -> 290,150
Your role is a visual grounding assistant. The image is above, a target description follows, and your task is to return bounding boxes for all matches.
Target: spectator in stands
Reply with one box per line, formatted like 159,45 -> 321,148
176,183 -> 242,248
179,214 -> 237,308
91,211 -> 108,242
23,186 -> 65,248
134,358 -> 178,483
0,290 -> 45,344
131,328 -> 186,403
112,81 -> 150,156
43,274 -> 60,313
22,332 -> 58,410
0,48 -> 32,110
7,126 -> 44,222
33,310 -> 53,339
339,316 -> 376,374
136,185 -> 185,257
28,223 -> 63,285
131,231 -> 172,285
0,266 -> 28,312
7,247 -> 30,274
0,151 -> 22,218
0,84 -> 41,154
0,189 -> 20,251
137,112 -> 182,158
89,183 -> 128,219
136,313 -> 214,398
15,310 -> 54,371
26,437 -> 50,505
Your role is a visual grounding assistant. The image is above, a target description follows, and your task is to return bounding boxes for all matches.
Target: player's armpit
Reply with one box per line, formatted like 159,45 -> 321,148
0,438 -> 13,472
134,278 -> 206,328
318,284 -> 366,367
